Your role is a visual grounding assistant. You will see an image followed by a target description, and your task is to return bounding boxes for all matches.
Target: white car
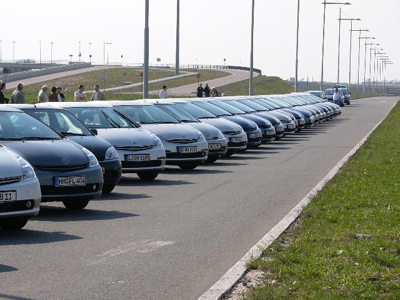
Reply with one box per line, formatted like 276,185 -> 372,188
106,100 -> 209,170
0,145 -> 41,230
40,102 -> 166,181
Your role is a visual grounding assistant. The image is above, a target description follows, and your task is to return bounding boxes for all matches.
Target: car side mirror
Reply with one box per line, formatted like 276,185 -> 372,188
90,129 -> 98,135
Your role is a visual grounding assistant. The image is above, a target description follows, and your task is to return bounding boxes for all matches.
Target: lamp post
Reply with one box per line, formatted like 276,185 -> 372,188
249,0 -> 255,96
89,42 -> 92,63
368,46 -> 381,94
143,0 -> 149,99
359,37 -> 375,94
50,41 -> 53,64
12,41 -> 15,63
103,42 -> 112,65
78,41 -> 82,63
69,54 -> 73,63
350,29 -> 368,93
39,41 -> 42,64
294,0 -> 300,92
337,15 -> 360,88
381,60 -> 392,94
175,0 -> 180,75
320,1 -> 351,91
375,52 -> 386,93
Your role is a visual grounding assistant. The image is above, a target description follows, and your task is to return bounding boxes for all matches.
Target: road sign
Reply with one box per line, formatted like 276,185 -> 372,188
197,73 -> 200,78
140,72 -> 144,77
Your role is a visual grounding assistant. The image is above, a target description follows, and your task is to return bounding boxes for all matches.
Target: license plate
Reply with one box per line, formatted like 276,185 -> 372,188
230,137 -> 242,142
249,133 -> 261,138
0,191 -> 17,201
288,124 -> 295,129
208,143 -> 221,150
177,146 -> 197,153
125,154 -> 151,161
55,176 -> 86,187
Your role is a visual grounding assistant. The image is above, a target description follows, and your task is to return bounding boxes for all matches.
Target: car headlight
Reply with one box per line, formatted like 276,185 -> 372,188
105,146 -> 119,160
17,156 -> 36,181
82,147 -> 99,168
151,133 -> 164,149
196,130 -> 206,142
217,129 -> 225,139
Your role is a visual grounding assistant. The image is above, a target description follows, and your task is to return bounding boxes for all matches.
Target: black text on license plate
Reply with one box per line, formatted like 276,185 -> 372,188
126,154 -> 151,161
177,146 -> 197,153
209,143 -> 221,149
55,176 -> 86,187
0,191 -> 17,201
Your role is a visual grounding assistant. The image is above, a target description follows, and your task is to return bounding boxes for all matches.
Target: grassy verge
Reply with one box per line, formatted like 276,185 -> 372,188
239,101 -> 400,299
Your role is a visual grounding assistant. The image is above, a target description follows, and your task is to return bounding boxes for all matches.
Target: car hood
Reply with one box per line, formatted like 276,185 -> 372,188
95,128 -> 155,147
141,124 -> 200,140
200,118 -> 243,133
186,122 -> 220,140
67,135 -> 111,161
0,147 -> 25,177
223,115 -> 258,130
3,140 -> 88,167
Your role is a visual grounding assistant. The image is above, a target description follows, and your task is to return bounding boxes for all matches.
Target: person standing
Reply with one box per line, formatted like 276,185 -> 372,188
203,83 -> 211,97
210,87 -> 219,97
38,85 -> 49,103
56,87 -> 65,102
10,83 -> 25,103
333,88 -> 342,106
197,83 -> 204,97
91,84 -> 105,101
48,86 -> 58,102
159,85 -> 168,99
74,85 -> 87,101
0,82 -> 9,104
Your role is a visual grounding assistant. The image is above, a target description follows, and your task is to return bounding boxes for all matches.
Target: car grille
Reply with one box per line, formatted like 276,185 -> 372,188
35,164 -> 89,171
122,160 -> 163,168
41,184 -> 99,195
115,145 -> 153,151
222,130 -> 242,135
165,139 -> 198,144
166,152 -> 206,159
0,200 -> 34,212
248,137 -> 262,143
0,176 -> 21,186
228,141 -> 247,147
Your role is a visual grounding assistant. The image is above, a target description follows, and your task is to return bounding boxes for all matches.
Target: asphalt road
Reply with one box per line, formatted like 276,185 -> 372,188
0,96 -> 397,300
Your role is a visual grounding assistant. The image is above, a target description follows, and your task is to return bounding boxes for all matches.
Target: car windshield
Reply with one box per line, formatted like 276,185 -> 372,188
193,101 -> 233,117
339,88 -> 347,94
236,99 -> 269,111
154,104 -> 199,123
67,107 -> 140,129
325,89 -> 334,95
115,105 -> 180,124
0,111 -> 61,140
25,109 -> 93,136
223,100 -> 256,113
175,102 -> 217,119
208,100 -> 245,114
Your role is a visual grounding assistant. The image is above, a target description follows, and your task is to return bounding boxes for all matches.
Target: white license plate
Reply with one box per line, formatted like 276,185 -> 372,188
208,143 -> 221,150
177,146 -> 197,153
249,133 -> 261,138
230,137 -> 242,142
125,154 -> 151,161
288,124 -> 295,129
55,176 -> 86,187
0,191 -> 17,201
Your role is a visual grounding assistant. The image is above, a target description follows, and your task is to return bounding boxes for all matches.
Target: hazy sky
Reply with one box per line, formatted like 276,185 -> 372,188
2,0 -> 399,83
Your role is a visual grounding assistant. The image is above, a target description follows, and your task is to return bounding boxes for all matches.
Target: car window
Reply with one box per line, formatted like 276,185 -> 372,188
116,105 -> 180,124
154,104 -> 199,122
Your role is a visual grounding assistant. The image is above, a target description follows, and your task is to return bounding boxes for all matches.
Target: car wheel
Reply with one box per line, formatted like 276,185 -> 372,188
137,171 -> 159,181
102,184 -> 116,194
177,162 -> 200,170
0,218 -> 28,230
62,200 -> 90,210
205,155 -> 219,163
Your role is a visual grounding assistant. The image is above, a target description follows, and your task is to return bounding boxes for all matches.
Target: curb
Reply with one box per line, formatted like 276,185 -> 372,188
198,100 -> 396,300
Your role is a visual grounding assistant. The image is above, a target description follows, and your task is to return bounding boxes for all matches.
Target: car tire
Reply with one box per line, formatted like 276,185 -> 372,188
205,155 -> 219,163
0,218 -> 28,230
62,200 -> 90,210
177,162 -> 200,170
137,171 -> 159,181
102,184 -> 116,194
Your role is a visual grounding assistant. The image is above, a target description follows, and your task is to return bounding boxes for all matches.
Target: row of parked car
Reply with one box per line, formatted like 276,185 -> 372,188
0,92 -> 342,229
307,85 -> 351,107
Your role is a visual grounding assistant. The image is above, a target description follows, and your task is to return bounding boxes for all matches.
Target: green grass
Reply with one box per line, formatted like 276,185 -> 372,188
240,101 -> 400,299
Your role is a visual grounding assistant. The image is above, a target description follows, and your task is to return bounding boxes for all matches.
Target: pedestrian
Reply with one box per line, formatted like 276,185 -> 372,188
333,88 -> 342,106
48,86 -> 58,102
197,83 -> 204,97
10,83 -> 25,103
0,82 -> 9,104
91,84 -> 105,101
210,87 -> 219,97
56,87 -> 65,102
203,83 -> 211,97
38,85 -> 49,103
74,84 -> 87,101
159,85 -> 168,99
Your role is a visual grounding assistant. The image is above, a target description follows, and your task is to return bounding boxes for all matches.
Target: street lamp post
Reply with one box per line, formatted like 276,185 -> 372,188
103,42 -> 112,65
175,0 -> 180,75
39,41 -> 42,64
249,0 -> 255,96
320,1 -> 351,91
78,41 -> 82,63
13,41 -> 15,63
89,42 -> 92,63
359,37 -> 375,94
51,41 -> 53,64
294,0 -> 300,92
350,29 -> 368,93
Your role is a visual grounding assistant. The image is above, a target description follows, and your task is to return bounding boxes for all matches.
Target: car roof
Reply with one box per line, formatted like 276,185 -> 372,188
38,101 -> 113,109
7,104 -> 65,111
104,100 -> 154,106
0,105 -> 24,112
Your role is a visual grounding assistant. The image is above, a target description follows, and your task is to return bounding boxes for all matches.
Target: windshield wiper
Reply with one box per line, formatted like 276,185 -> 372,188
101,111 -> 121,128
60,132 -> 87,136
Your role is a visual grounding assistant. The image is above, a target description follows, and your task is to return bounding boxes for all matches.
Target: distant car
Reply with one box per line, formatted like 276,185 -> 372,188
106,100 -> 209,170
40,102 -> 167,181
339,88 -> 351,105
0,105 -> 103,210
0,145 -> 41,230
332,84 -> 347,89
324,88 -> 335,102
305,90 -> 325,99
11,104 -> 122,194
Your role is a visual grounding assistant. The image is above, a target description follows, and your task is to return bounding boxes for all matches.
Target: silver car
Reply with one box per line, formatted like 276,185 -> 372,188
106,100 -> 209,170
0,145 -> 41,230
40,102 -> 166,181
